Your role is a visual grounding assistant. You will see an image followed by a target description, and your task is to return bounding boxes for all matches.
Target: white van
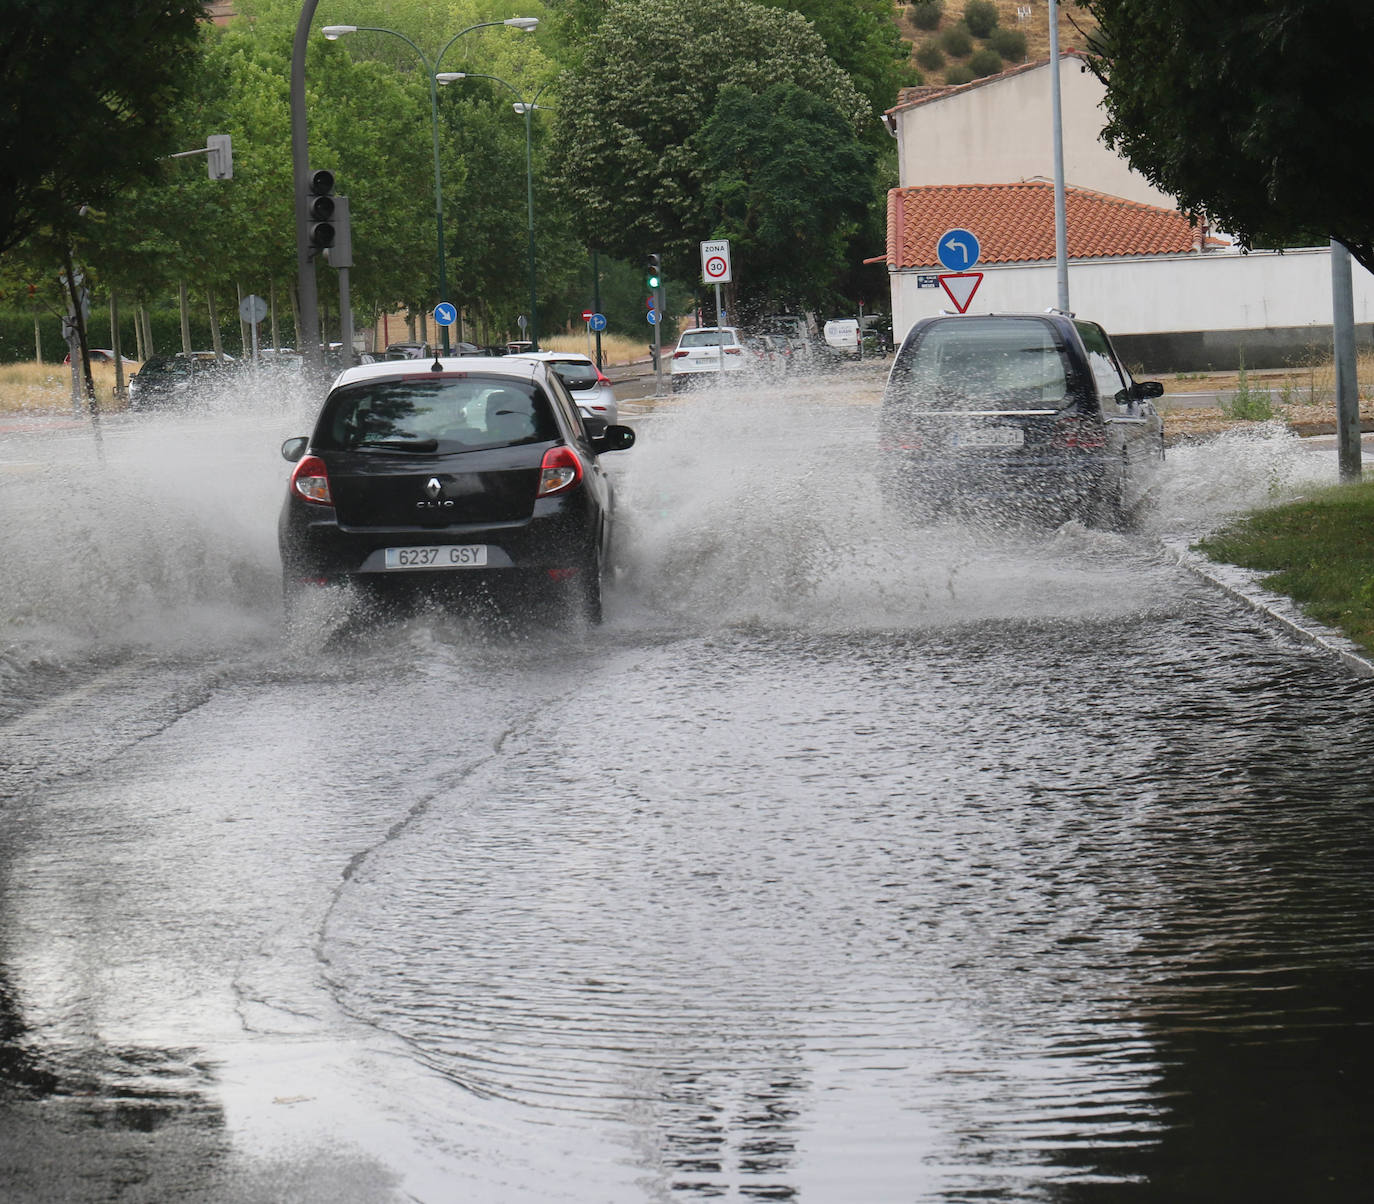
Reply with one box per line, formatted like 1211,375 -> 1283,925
823,318 -> 861,358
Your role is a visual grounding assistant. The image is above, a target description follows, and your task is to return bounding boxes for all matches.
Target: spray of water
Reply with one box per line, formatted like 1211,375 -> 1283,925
0,367 -> 318,677
1,365 -> 1344,679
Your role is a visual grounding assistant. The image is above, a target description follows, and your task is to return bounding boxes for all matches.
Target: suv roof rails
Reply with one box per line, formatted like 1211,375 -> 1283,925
1044,306 -> 1076,317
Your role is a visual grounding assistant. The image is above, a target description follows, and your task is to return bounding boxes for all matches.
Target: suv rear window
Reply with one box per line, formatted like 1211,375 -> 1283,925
315,375 -> 557,452
890,318 -> 1070,411
678,330 -> 737,349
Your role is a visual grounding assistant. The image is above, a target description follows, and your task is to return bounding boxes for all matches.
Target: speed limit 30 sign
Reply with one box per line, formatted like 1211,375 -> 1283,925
700,239 -> 732,284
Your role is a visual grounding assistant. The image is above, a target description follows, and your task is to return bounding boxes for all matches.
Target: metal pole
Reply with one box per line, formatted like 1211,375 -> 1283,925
339,265 -> 353,366
428,69 -> 451,354
1331,239 -> 1362,482
291,0 -> 323,371
592,249 -> 603,369
1048,0 -> 1069,311
523,102 -> 538,350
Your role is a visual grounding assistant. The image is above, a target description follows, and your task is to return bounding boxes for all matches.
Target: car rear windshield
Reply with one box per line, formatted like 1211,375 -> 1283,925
550,361 -> 598,390
314,374 -> 557,453
678,330 -> 736,349
889,318 -> 1070,412
139,358 -> 193,376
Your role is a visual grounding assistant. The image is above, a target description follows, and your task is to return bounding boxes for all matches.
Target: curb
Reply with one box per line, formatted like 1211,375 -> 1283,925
1162,539 -> 1374,679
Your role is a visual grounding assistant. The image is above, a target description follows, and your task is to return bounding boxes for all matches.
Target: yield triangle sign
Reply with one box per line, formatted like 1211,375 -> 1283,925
938,271 -> 983,313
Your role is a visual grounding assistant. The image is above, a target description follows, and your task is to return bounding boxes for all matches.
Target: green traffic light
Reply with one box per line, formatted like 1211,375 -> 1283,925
647,274 -> 660,289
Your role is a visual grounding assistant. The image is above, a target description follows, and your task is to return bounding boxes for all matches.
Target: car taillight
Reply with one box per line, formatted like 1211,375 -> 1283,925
1048,417 -> 1107,450
537,446 -> 583,497
725,347 -> 742,356
673,350 -> 689,359
290,454 -> 332,505
595,370 -> 612,386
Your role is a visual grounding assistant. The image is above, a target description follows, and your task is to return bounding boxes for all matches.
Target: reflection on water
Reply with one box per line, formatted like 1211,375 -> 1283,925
320,596 -> 1374,1201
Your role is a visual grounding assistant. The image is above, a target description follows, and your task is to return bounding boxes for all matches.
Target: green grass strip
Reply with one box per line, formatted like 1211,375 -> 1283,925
1195,481 -> 1374,656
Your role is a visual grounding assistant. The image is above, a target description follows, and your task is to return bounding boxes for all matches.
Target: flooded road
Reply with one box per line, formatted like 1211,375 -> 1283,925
1,367 -> 1371,1202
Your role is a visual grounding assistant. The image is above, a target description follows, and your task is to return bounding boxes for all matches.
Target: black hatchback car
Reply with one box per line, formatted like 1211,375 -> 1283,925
278,357 -> 635,622
878,312 -> 1165,526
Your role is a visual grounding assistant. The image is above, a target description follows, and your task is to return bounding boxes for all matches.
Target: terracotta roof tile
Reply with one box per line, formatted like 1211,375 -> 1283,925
886,182 -> 1226,268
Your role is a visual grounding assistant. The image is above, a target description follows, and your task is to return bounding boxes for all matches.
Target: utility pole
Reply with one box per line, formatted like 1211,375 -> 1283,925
291,0 -> 324,371
1331,240 -> 1362,482
1049,0 -> 1069,311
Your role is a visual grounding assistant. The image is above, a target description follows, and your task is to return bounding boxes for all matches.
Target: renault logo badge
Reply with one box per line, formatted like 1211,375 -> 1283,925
425,477 -> 442,500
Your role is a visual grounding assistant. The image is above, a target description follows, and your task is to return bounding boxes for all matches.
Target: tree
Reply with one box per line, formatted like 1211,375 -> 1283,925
553,0 -> 870,303
1082,0 -> 1374,274
0,0 -> 204,257
699,84 -> 875,314
757,0 -> 918,126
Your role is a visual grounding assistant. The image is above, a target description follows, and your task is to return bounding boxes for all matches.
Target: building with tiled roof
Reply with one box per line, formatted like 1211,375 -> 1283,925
880,55 -> 1374,370
886,182 -> 1225,270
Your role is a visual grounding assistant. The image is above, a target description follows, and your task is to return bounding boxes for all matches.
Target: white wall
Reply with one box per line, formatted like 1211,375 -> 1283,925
896,59 -> 1174,209
891,248 -> 1374,347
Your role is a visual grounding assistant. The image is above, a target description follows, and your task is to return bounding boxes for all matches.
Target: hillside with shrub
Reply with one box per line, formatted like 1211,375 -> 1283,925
896,0 -> 1094,87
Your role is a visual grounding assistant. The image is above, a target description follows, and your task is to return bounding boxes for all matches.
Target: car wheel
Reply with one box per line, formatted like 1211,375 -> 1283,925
575,548 -> 603,626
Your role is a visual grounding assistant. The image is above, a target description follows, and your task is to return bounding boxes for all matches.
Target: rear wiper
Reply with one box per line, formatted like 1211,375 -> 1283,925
368,438 -> 439,452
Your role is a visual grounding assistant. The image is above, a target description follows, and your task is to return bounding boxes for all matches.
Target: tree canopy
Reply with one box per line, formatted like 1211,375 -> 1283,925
1083,0 -> 1374,274
553,0 -> 873,300
0,0 -> 204,256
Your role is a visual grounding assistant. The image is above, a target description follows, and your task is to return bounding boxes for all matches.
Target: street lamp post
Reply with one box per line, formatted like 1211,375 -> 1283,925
321,17 -> 538,355
444,74 -> 548,351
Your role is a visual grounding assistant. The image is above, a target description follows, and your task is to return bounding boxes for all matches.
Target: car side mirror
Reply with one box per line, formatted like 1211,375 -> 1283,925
592,424 -> 636,453
1133,380 -> 1164,399
582,415 -> 609,439
281,436 -> 309,463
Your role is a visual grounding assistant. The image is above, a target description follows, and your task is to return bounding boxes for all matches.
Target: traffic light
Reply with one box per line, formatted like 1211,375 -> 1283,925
307,169 -> 337,253
645,253 -> 661,290
324,196 -> 352,269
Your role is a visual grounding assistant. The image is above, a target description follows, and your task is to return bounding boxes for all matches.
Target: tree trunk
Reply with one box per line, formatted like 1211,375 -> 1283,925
178,280 -> 192,355
208,289 -> 224,361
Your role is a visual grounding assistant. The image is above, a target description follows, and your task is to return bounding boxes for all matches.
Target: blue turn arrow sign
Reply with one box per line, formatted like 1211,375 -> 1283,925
936,227 -> 981,273
433,301 -> 457,327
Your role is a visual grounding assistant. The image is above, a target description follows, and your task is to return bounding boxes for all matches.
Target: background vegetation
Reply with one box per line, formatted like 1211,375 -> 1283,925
0,0 -> 918,374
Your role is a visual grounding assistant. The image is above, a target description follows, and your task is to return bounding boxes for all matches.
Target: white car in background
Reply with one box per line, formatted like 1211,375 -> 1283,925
510,351 -> 618,426
669,326 -> 748,391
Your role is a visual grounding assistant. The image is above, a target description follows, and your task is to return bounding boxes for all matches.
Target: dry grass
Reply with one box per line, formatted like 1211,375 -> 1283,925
0,360 -> 137,414
539,331 -> 650,366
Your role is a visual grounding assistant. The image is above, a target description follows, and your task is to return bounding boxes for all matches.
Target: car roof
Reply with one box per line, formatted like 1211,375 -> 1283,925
330,355 -> 545,390
509,351 -> 594,365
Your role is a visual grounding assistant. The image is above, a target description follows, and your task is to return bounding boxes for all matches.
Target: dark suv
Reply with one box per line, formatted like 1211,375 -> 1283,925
878,312 -> 1165,526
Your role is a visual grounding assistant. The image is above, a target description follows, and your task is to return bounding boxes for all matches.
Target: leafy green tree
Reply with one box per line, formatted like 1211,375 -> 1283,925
1082,0 -> 1374,274
0,0 -> 204,257
553,0 -> 870,303
758,1 -> 918,126
699,84 -> 876,315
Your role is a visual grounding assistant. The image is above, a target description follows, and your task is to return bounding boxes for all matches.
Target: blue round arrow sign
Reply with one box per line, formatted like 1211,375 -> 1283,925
433,301 -> 457,326
646,309 -> 660,325
936,228 -> 981,272
588,312 -> 608,332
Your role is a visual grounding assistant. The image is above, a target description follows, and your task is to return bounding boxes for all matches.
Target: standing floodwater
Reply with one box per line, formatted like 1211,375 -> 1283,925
0,367 -> 1370,1202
